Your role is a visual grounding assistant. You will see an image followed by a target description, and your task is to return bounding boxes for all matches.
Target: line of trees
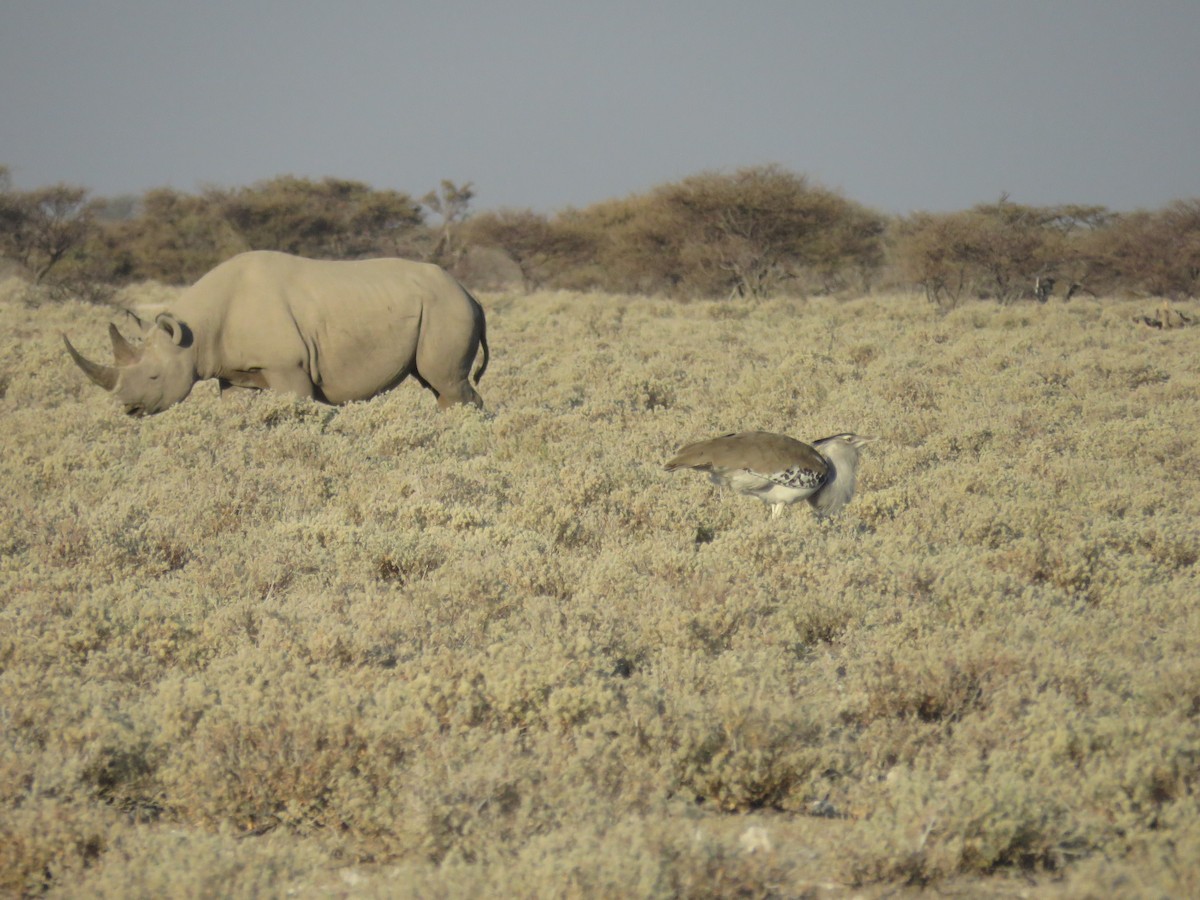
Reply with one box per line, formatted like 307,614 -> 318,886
2,163 -> 1198,304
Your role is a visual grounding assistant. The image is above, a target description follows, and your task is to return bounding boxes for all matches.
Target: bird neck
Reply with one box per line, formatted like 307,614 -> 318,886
810,443 -> 860,516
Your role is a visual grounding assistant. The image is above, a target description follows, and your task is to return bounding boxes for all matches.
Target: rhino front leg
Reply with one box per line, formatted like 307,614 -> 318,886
264,366 -> 317,400
219,379 -> 253,401
219,369 -> 270,400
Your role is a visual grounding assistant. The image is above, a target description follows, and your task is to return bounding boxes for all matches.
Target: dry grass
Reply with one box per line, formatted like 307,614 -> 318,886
2,277 -> 1198,897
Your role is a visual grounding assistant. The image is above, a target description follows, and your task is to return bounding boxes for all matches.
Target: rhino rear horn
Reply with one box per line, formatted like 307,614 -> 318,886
122,308 -> 148,332
109,323 -> 142,366
63,334 -> 119,391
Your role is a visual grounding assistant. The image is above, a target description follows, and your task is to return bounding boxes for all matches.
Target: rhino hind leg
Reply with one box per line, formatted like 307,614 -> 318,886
435,378 -> 484,409
412,370 -> 480,408
415,349 -> 485,409
413,307 -> 486,409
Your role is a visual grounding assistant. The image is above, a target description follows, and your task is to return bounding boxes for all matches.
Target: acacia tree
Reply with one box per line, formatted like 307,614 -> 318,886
1079,200 -> 1200,298
422,180 -> 474,267
893,199 -> 1111,307
807,202 -> 888,294
464,208 -> 591,290
219,176 -> 424,259
547,166 -> 883,298
1155,199 -> 1200,298
892,212 -> 976,308
657,165 -> 873,298
552,194 -> 683,294
0,175 -> 98,282
101,188 -> 241,283
959,198 -> 1106,302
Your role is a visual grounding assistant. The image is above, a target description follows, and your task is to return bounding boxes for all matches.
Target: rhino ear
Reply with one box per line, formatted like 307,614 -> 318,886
108,323 -> 142,366
156,313 -> 190,347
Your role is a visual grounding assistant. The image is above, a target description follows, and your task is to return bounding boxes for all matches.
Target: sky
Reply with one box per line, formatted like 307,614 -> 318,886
3,1 -> 1198,216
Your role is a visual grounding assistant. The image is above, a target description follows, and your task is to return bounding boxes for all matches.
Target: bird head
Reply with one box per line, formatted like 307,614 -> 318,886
813,433 -> 877,450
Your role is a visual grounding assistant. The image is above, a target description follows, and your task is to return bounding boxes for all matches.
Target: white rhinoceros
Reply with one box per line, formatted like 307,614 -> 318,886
64,250 -> 489,415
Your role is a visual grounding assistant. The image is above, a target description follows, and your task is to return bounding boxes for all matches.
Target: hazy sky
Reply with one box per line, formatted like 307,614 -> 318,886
3,1 -> 1198,215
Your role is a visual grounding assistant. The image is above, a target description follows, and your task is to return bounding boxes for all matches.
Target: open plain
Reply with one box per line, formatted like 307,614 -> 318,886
2,277 -> 1198,896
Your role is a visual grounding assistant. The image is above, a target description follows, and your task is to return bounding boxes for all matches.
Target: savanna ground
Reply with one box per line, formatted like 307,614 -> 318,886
1,275 -> 1198,898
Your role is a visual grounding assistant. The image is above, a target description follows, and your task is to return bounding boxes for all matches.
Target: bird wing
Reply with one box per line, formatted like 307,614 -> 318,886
664,431 -> 828,479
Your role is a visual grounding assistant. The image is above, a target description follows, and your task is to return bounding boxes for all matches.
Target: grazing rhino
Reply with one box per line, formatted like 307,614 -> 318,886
64,250 -> 489,415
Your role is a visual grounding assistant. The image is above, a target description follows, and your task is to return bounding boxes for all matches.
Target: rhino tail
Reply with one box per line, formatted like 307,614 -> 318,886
473,311 -> 489,385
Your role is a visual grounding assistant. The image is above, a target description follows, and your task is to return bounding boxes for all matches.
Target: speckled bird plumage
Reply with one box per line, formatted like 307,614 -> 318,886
664,431 -> 875,519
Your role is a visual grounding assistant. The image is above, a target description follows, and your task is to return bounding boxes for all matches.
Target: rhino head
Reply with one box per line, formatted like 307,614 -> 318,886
64,313 -> 197,416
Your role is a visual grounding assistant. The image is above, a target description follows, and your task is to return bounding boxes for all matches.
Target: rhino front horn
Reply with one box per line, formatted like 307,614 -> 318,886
63,334 -> 119,391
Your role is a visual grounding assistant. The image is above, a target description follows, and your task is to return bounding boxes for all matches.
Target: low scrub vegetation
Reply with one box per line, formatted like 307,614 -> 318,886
1,275 -> 1197,896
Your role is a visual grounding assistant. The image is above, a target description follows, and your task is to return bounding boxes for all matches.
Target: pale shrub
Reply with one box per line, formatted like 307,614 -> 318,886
2,279 -> 1198,895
